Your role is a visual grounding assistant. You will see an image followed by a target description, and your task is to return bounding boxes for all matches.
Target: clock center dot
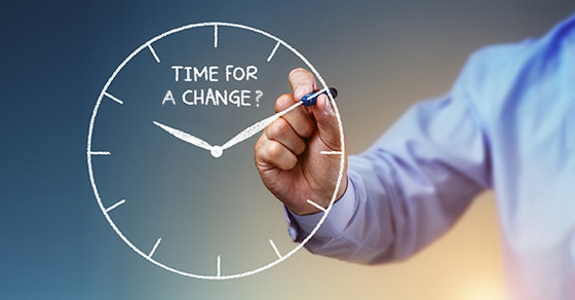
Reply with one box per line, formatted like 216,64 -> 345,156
210,146 -> 223,158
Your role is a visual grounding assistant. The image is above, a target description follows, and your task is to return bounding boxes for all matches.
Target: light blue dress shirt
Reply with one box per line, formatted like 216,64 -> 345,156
289,14 -> 575,299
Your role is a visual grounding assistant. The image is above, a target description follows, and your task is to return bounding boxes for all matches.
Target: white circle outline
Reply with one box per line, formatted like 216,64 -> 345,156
87,22 -> 345,280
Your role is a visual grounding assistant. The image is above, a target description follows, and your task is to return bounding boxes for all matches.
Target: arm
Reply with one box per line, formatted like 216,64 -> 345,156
290,91 -> 491,263
256,65 -> 491,264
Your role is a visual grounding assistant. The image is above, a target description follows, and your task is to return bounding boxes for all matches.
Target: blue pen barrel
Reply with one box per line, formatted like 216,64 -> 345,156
301,87 -> 338,106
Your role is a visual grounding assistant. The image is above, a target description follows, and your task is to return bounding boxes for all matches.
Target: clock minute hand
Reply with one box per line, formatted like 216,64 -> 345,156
220,101 -> 303,151
153,120 -> 213,151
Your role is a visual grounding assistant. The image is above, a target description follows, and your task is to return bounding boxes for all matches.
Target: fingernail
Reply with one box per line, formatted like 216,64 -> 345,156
324,97 -> 333,114
294,87 -> 306,100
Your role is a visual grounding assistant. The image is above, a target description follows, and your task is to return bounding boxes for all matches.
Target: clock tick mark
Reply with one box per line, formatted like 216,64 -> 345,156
267,41 -> 281,62
89,151 -> 111,156
320,150 -> 343,155
216,255 -> 221,277
269,239 -> 282,259
104,92 -> 123,105
148,238 -> 162,258
147,44 -> 161,63
307,199 -> 327,212
105,199 -> 125,213
213,25 -> 218,48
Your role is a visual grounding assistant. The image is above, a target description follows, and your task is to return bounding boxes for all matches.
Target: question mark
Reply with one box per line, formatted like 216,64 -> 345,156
255,90 -> 263,107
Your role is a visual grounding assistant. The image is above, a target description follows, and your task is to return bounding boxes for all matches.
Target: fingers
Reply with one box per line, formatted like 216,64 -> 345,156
256,69 -> 317,172
289,68 -> 317,100
266,117 -> 306,156
255,68 -> 348,213
275,94 -> 315,138
275,68 -> 342,154
255,134 -> 298,171
257,109 -> 308,171
312,94 -> 342,151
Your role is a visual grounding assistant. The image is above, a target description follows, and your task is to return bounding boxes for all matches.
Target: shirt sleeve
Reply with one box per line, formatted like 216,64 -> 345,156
287,54 -> 493,264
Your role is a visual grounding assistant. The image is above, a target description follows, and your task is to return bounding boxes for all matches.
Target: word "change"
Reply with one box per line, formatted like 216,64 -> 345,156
162,88 -> 263,107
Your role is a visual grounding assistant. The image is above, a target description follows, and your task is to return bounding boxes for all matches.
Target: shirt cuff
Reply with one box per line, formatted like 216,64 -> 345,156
285,176 -> 356,242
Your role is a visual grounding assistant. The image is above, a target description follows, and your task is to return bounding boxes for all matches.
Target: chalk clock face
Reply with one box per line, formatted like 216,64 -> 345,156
87,22 -> 344,279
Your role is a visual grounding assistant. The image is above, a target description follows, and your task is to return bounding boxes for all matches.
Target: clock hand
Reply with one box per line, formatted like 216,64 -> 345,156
220,101 -> 303,151
153,120 -> 218,155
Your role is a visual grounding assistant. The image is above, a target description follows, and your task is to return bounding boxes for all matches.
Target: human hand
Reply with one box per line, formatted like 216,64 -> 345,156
254,68 -> 347,215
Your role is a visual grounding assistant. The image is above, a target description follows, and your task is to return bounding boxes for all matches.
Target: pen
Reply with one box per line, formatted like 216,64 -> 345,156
301,87 -> 338,106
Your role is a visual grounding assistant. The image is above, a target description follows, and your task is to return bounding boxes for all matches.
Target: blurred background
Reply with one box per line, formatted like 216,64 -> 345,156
1,0 -> 574,299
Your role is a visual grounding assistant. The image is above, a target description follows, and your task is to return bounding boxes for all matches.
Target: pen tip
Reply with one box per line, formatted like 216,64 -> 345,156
328,87 -> 338,99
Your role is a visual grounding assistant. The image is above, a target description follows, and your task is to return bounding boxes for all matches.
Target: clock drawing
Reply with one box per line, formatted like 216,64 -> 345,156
87,22 -> 345,280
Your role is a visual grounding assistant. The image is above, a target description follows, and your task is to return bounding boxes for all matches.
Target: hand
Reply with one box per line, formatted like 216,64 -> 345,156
254,68 -> 347,215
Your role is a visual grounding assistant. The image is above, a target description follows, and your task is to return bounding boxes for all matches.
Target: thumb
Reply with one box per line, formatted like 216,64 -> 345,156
312,94 -> 342,151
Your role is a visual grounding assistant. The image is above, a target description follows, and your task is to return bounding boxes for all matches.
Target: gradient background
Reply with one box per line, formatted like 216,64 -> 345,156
1,0 -> 574,299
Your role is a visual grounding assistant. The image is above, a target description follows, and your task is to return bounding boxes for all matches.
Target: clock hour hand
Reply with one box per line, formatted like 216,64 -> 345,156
220,101 -> 303,151
153,120 -> 214,153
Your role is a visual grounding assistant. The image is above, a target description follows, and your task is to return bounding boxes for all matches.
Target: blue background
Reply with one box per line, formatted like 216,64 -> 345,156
1,0 -> 574,299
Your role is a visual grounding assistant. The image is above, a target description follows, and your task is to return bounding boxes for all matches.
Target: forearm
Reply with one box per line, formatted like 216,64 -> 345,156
289,96 -> 489,264
288,156 -> 395,264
